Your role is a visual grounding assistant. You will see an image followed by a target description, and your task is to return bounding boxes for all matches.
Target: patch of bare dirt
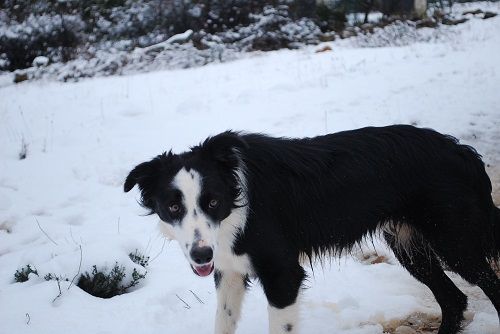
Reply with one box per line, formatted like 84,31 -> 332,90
355,249 -> 394,265
0,220 -> 13,234
492,262 -> 500,277
381,311 -> 474,334
361,253 -> 390,265
486,164 -> 500,206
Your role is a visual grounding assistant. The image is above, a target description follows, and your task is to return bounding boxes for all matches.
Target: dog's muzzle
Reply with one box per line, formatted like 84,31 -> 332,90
189,246 -> 214,277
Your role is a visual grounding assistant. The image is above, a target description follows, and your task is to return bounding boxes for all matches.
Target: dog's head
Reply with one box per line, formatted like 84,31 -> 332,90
124,132 -> 247,277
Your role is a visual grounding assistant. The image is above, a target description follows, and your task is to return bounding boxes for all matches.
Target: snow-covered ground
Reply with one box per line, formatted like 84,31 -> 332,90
1,2 -> 500,333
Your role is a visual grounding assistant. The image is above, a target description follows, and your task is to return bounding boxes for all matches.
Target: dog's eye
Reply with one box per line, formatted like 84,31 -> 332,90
209,199 -> 219,209
169,204 -> 180,213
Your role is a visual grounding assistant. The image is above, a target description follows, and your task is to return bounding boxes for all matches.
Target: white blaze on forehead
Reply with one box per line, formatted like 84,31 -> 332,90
172,167 -> 202,214
170,167 -> 214,254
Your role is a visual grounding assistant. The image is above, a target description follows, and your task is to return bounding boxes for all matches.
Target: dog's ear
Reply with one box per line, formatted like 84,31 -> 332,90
124,161 -> 154,192
124,153 -> 174,212
201,131 -> 248,166
124,153 -> 169,192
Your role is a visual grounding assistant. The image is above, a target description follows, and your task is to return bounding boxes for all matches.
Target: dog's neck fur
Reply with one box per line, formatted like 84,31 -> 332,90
214,165 -> 253,275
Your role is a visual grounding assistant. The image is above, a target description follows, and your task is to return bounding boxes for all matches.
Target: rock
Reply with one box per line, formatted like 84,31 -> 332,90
166,29 -> 194,44
251,35 -> 289,51
416,18 -> 438,29
370,255 -> 388,264
14,72 -> 28,84
319,32 -> 336,42
360,23 -> 375,33
463,9 -> 483,15
483,12 -> 497,20
315,45 -> 332,53
442,17 -> 468,25
359,252 -> 391,265
341,29 -> 357,39
32,56 -> 49,67
433,10 -> 446,20
142,30 -> 194,54
395,325 -> 417,334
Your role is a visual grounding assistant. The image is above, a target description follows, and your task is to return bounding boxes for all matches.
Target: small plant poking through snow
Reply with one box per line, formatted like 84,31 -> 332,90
19,138 -> 28,160
129,249 -> 150,268
129,268 -> 147,288
44,273 -> 69,282
14,265 -> 38,282
77,261 -> 147,299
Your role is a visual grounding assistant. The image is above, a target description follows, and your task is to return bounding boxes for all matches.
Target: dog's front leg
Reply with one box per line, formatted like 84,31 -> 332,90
260,265 -> 305,334
214,269 -> 247,334
268,302 -> 300,334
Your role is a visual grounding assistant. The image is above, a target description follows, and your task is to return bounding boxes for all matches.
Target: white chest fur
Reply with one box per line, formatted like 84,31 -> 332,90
214,204 -> 253,275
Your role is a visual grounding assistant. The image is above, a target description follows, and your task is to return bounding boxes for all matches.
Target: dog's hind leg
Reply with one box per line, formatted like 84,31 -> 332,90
428,204 -> 500,325
434,240 -> 500,324
214,269 -> 248,334
384,231 -> 468,334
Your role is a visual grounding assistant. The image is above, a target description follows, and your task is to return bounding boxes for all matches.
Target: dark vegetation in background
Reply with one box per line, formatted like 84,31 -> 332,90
1,0 -> 319,71
0,0 -> 491,74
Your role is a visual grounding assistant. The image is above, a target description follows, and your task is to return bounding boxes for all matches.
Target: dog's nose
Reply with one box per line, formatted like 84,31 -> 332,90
190,246 -> 213,265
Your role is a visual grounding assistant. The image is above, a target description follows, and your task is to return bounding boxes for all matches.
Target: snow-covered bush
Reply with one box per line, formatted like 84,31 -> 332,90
195,6 -> 321,51
1,0 -> 486,81
351,19 -> 457,48
20,41 -> 238,82
353,20 -> 420,47
11,3 -> 325,82
14,265 -> 38,283
240,6 -> 321,51
0,0 -> 325,74
0,14 -> 81,71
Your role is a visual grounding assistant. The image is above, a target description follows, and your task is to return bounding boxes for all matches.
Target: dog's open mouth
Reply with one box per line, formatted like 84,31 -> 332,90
191,263 -> 214,277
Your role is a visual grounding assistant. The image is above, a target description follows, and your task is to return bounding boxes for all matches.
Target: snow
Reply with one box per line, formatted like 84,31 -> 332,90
32,56 -> 49,67
139,30 -> 195,54
1,2 -> 500,333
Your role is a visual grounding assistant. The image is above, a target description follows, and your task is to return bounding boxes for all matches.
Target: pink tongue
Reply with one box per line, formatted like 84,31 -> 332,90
194,264 -> 213,277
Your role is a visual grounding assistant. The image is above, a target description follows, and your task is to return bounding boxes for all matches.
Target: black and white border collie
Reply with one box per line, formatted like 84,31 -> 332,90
124,125 -> 500,334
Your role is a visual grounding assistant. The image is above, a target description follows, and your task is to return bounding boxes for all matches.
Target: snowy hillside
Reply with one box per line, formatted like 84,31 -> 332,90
1,2 -> 500,334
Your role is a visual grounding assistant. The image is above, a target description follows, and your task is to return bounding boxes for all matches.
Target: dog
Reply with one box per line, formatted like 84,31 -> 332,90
124,125 -> 500,334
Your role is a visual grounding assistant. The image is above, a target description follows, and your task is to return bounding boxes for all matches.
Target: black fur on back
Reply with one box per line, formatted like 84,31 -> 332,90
219,125 -> 497,265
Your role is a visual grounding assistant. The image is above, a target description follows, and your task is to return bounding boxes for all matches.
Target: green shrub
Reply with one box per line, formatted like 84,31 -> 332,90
77,263 -> 146,298
14,265 -> 39,282
316,4 -> 347,32
129,250 -> 150,268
